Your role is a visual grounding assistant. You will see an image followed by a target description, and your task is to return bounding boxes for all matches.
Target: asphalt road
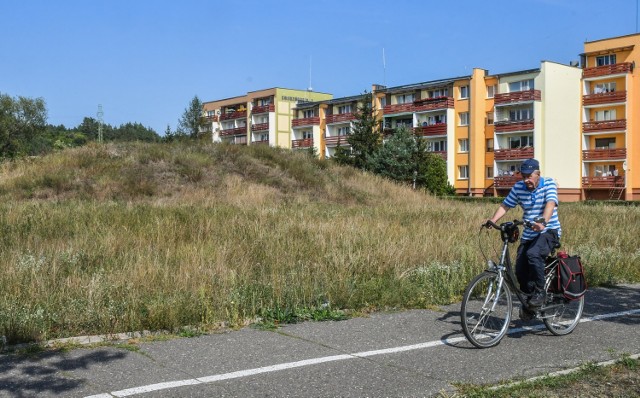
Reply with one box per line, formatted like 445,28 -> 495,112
1,284 -> 639,398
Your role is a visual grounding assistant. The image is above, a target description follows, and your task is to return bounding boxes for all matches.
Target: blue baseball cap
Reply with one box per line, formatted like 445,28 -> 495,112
520,158 -> 539,174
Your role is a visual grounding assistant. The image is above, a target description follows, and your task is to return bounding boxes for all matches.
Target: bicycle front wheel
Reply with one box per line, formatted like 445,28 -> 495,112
461,271 -> 512,348
542,292 -> 584,336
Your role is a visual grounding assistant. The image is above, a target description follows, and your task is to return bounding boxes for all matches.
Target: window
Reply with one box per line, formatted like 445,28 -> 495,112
426,114 -> 446,125
459,112 -> 469,126
459,85 -> 469,99
508,79 -> 534,92
258,98 -> 272,106
596,54 -> 616,67
223,122 -> 234,130
395,118 -> 413,129
337,104 -> 352,114
508,135 -> 533,148
396,93 -> 414,104
337,126 -> 350,136
428,140 -> 447,152
486,138 -> 494,152
487,85 -> 497,98
429,88 -> 448,98
486,166 -> 494,179
594,82 -> 616,94
259,133 -> 268,141
459,139 -> 469,153
458,165 -> 469,179
486,112 -> 494,125
302,109 -> 316,118
258,116 -> 268,124
302,131 -> 313,139
380,97 -> 387,107
206,110 -> 215,118
509,108 -> 533,121
595,109 -> 616,121
595,137 -> 616,149
595,164 -> 617,176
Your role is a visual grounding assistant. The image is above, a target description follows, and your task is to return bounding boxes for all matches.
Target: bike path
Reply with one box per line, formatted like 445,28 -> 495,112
0,285 -> 639,397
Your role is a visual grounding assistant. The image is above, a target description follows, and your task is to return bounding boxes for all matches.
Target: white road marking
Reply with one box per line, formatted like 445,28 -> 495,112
84,308 -> 640,398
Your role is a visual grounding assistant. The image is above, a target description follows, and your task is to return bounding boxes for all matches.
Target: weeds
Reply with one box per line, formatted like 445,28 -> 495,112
0,142 -> 638,344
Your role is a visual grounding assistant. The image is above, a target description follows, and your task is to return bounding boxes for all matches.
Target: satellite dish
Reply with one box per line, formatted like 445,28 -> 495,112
623,161 -> 627,171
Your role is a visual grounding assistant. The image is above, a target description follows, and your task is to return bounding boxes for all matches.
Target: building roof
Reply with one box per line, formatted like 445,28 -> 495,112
376,75 -> 471,94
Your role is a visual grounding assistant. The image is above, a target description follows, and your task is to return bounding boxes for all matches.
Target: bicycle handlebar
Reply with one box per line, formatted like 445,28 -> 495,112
483,219 -> 535,231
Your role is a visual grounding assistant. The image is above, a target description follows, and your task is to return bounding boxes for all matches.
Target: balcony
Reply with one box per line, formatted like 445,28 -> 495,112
252,139 -> 269,145
325,135 -> 350,147
413,97 -> 454,112
219,126 -> 247,137
251,104 -> 275,114
205,115 -> 219,122
326,113 -> 356,124
494,90 -> 541,105
414,123 -> 447,137
251,123 -> 269,132
383,103 -> 415,115
292,138 -> 313,148
582,176 -> 625,188
292,117 -> 320,127
220,110 -> 247,121
583,119 -> 626,133
231,136 -> 247,145
494,119 -> 534,133
494,147 -> 534,161
583,91 -> 627,106
582,62 -> 633,79
582,148 -> 627,160
494,175 -> 521,189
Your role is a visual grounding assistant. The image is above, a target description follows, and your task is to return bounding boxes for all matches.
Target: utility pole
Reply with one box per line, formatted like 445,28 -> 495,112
97,104 -> 104,143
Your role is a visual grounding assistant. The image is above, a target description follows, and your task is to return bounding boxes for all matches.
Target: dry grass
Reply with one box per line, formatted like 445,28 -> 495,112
0,142 -> 638,344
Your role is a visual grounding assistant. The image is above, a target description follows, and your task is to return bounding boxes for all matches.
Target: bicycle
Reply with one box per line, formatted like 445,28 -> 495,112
460,219 -> 584,348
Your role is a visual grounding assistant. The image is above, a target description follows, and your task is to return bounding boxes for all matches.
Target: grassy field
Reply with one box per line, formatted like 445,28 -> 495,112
1,142 -> 639,344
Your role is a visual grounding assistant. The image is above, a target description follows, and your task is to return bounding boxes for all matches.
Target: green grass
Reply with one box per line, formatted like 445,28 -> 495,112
0,142 -> 638,344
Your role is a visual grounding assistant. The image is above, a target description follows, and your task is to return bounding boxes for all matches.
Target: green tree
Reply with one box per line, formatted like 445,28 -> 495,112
422,151 -> 455,196
340,92 -> 381,169
0,93 -> 48,158
367,126 -> 415,184
177,95 -> 205,139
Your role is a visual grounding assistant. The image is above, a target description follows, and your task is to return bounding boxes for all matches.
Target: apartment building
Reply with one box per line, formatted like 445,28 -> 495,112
580,33 -> 640,200
202,88 -> 332,148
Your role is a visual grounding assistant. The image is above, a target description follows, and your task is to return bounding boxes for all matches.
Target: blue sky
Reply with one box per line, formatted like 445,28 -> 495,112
1,0 -> 638,135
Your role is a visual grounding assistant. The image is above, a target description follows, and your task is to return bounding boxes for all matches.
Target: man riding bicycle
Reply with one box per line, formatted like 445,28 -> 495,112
486,158 -> 561,308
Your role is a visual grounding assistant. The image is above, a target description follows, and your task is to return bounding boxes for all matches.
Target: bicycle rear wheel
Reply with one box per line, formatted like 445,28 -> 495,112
542,291 -> 584,336
461,271 -> 512,348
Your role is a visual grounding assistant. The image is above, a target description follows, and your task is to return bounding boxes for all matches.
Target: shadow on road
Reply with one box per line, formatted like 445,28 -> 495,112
0,348 -> 127,397
436,285 -> 640,349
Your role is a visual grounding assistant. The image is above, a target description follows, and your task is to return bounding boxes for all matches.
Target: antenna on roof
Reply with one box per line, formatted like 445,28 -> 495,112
382,48 -> 386,86
307,55 -> 313,92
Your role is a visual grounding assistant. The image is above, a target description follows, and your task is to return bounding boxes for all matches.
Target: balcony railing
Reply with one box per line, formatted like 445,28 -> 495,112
583,62 -> 633,79
292,117 -> 320,127
251,104 -> 275,114
251,123 -> 269,132
494,90 -> 541,105
494,175 -> 521,189
220,110 -> 247,121
383,103 -> 415,115
325,135 -> 350,147
219,126 -> 247,137
582,148 -> 627,160
582,176 -> 625,188
583,91 -> 627,106
494,147 -> 535,161
252,139 -> 270,145
292,138 -> 314,148
232,136 -> 247,145
413,97 -> 454,112
326,113 -> 356,124
494,119 -> 534,133
413,123 -> 447,137
583,119 -> 626,133
205,115 -> 219,122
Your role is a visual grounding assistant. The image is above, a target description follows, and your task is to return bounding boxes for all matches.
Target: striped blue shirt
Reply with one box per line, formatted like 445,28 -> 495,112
502,177 -> 561,241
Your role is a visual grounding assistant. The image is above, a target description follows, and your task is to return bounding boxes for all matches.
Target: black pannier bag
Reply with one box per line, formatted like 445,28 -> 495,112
557,255 -> 587,300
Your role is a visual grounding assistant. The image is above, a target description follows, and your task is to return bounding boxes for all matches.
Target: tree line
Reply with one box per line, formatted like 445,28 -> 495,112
0,93 -> 208,159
